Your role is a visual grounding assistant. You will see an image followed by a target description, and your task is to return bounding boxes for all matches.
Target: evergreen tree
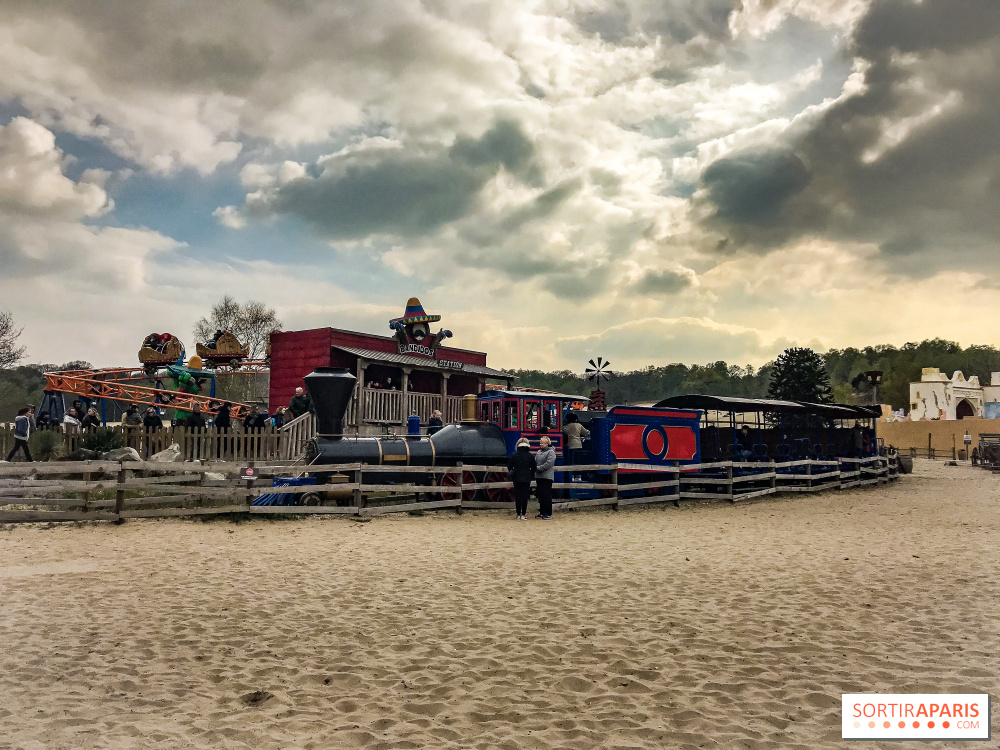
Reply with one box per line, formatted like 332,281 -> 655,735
767,347 -> 834,403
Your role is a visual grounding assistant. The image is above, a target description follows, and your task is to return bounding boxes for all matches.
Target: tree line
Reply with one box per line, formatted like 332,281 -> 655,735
508,339 -> 1000,411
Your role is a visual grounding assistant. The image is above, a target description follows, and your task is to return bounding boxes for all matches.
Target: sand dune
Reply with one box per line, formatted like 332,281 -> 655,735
1,460 -> 997,749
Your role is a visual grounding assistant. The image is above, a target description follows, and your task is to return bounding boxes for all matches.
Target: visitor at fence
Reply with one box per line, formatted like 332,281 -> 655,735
214,402 -> 232,430
535,436 -> 556,520
143,407 -> 163,431
507,437 -> 534,520
562,412 -> 589,464
288,387 -> 312,418
271,406 -> 286,428
850,424 -> 864,458
124,404 -> 143,426
737,425 -> 754,460
427,409 -> 443,435
6,406 -> 34,462
186,404 -> 207,430
72,400 -> 86,420
34,410 -> 53,429
81,408 -> 101,430
243,405 -> 266,431
62,408 -> 81,433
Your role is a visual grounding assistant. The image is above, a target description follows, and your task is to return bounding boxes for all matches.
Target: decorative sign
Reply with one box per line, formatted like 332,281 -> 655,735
398,342 -> 437,357
389,297 -> 453,358
240,466 -> 257,480
437,359 -> 465,370
964,433 -> 972,445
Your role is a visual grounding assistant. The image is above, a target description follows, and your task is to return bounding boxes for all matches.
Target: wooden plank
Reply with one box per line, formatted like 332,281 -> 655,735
358,465 -> 457,474
462,501 -> 516,510
360,499 -> 462,515
550,482 -> 616,490
250,505 -> 360,515
119,504 -> 249,518
678,491 -> 733,500
0,510 -> 120,522
119,475 -> 203,486
552,497 -> 618,510
0,496 -> 93,506
123,495 -> 198,506
732,487 -> 776,501
359,484 -> 455,494
619,479 -> 680,491
0,461 -> 121,477
732,472 -> 776,482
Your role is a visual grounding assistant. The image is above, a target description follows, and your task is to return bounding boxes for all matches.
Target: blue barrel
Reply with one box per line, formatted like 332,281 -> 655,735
407,414 -> 421,435
253,476 -> 317,506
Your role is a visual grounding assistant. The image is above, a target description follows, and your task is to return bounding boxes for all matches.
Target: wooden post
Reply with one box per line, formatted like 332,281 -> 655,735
610,464 -> 619,511
196,460 -> 206,507
455,461 -> 464,514
353,464 -> 365,514
726,462 -> 734,502
927,432 -> 932,459
114,464 -> 126,520
805,460 -> 812,491
952,433 -> 956,461
245,459 -> 255,511
400,367 -> 411,429
440,373 -> 450,424
355,359 -> 366,430
82,465 -> 92,512
769,464 -> 777,494
672,461 -> 680,507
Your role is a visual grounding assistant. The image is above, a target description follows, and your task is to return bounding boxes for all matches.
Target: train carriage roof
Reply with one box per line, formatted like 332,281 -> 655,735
480,389 -> 589,401
654,394 -> 879,418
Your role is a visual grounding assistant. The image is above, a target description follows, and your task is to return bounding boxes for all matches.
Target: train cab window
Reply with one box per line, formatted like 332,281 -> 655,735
492,400 -> 501,424
504,400 -> 519,429
480,402 -> 490,422
543,401 -> 559,431
524,401 -> 541,430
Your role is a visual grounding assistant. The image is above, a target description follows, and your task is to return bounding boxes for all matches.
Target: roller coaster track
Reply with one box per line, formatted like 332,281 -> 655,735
43,365 -> 269,419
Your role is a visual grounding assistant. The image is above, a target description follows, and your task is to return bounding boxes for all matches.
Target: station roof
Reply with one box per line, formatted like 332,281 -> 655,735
653,394 -> 880,418
480,388 -> 589,401
333,346 -> 513,379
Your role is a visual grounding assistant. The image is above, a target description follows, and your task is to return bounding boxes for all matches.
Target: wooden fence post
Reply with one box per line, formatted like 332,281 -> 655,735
610,464 -> 619,511
805,460 -> 812,491
455,462 -> 464,511
672,461 -> 680,507
726,462 -> 734,502
82,465 -> 92,513
244,459 -> 255,511
115,463 -> 126,521
769,461 -> 777,495
952,433 -> 957,461
353,464 -> 365,515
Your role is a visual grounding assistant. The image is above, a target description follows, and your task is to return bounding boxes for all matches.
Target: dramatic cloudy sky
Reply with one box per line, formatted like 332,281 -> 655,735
1,0 -> 997,371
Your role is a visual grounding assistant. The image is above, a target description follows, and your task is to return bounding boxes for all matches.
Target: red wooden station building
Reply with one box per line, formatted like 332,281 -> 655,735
269,298 -> 513,433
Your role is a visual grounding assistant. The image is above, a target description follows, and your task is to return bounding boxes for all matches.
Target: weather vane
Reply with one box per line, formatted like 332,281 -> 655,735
585,357 -> 612,410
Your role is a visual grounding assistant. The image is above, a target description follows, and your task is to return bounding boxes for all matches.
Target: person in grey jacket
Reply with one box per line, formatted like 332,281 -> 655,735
562,412 -> 590,465
6,406 -> 34,462
534,436 -> 556,519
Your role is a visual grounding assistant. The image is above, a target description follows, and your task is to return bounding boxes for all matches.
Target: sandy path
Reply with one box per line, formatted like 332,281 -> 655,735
1,460 -> 997,749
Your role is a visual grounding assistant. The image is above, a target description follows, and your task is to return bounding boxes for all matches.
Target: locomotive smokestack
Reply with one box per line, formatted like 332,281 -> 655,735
303,367 -> 357,439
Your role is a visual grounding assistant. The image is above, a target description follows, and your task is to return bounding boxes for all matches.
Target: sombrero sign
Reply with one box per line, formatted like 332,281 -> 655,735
389,297 -> 453,357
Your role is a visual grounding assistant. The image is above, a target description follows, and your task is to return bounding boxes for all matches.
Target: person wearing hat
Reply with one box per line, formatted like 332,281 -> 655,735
507,437 -> 535,520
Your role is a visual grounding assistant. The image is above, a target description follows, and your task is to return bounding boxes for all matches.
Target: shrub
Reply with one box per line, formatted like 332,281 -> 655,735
29,429 -> 63,461
80,427 -> 125,453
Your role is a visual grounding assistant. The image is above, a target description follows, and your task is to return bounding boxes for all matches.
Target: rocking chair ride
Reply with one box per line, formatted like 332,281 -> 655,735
195,331 -> 250,369
138,333 -> 185,374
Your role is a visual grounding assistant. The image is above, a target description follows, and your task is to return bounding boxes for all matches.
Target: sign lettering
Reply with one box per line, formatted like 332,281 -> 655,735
436,359 -> 465,370
398,343 -> 436,357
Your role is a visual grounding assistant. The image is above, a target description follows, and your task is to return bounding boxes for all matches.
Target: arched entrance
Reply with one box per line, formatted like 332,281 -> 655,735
956,399 -> 976,419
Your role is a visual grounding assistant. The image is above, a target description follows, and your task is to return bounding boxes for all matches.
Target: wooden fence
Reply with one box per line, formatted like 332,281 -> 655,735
0,454 -> 897,524
1,419 -> 317,463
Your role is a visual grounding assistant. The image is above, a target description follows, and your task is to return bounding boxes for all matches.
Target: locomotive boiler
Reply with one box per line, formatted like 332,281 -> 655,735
303,367 -> 508,476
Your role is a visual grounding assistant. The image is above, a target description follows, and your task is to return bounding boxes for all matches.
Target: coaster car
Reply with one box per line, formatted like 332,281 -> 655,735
139,333 -> 185,372
195,331 -> 250,368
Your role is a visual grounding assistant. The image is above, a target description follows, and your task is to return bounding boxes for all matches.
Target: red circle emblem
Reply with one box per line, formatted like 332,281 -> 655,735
645,429 -> 664,456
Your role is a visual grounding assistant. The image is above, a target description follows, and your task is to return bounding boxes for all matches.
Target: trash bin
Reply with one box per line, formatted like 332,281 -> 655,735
407,414 -> 421,435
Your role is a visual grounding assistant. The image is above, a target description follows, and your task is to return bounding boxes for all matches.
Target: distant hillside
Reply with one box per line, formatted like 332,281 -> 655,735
504,339 -> 1000,411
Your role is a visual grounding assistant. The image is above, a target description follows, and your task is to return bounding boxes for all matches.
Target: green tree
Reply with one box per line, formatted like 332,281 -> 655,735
194,296 -> 282,359
767,347 -> 833,403
0,310 -> 26,369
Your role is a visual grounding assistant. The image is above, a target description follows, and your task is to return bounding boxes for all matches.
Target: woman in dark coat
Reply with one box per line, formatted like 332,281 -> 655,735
143,407 -> 163,431
214,402 -> 232,430
507,437 -> 535,520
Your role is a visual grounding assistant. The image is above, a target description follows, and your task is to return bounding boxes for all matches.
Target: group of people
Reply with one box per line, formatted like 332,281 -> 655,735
141,333 -> 176,354
365,379 -> 399,390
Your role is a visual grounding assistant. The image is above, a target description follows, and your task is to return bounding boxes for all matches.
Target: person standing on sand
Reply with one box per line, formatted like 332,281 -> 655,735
507,437 -> 534,520
6,406 -> 34,462
534,436 -> 556,519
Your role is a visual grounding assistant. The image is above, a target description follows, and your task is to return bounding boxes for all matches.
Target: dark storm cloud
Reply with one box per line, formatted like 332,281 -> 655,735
697,0 -> 1000,277
702,149 -> 810,224
261,120 -> 538,239
633,269 -> 694,296
574,0 -> 737,45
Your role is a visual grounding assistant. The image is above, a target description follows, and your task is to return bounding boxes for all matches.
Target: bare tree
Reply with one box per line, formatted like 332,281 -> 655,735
194,296 -> 282,359
0,310 -> 27,369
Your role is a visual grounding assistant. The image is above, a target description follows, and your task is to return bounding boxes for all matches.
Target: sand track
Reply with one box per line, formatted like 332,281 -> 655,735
1,461 -> 997,749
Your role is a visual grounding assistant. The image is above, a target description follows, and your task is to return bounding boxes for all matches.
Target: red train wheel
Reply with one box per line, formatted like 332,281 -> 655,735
440,470 -> 479,502
485,470 -> 512,502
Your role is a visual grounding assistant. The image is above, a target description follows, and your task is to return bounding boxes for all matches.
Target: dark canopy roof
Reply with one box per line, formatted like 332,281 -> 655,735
653,394 -> 879,418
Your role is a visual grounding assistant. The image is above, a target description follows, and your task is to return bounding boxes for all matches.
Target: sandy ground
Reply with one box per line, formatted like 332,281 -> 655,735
1,461 -> 997,750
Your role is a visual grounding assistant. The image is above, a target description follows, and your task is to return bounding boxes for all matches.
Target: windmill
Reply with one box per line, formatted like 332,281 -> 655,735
585,357 -> 612,411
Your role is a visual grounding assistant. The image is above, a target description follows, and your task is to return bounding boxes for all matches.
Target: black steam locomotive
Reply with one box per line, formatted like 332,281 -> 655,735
304,368 -> 509,497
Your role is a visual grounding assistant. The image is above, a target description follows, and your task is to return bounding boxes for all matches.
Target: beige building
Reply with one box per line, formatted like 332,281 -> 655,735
909,368 -> 1000,420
